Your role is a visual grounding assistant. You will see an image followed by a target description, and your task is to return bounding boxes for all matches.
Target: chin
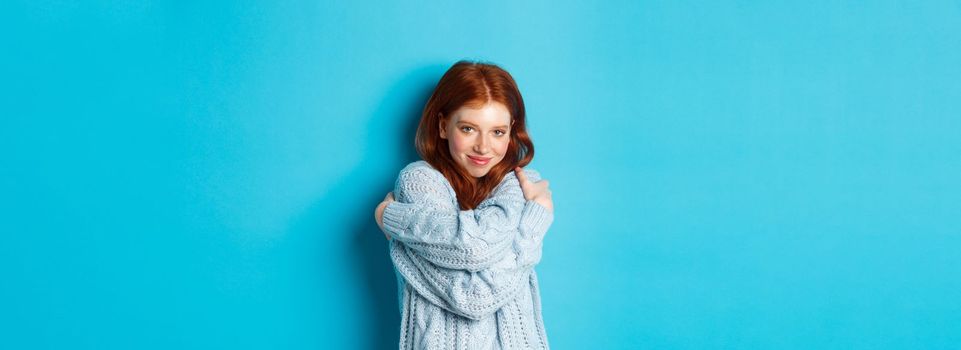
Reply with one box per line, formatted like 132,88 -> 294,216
464,162 -> 496,178
470,171 -> 489,178
464,167 -> 488,178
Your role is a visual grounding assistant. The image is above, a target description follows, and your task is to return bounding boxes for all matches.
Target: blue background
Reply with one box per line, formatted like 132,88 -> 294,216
2,1 -> 960,349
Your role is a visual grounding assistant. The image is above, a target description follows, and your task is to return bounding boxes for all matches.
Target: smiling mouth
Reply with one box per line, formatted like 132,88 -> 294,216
467,155 -> 491,165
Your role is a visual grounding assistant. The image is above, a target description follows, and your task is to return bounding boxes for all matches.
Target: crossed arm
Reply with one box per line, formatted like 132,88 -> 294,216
375,166 -> 553,319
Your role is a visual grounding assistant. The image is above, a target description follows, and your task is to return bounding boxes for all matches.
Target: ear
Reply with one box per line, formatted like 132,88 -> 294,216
438,114 -> 447,140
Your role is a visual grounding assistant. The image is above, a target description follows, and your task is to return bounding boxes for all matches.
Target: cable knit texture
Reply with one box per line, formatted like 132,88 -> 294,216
383,160 -> 554,349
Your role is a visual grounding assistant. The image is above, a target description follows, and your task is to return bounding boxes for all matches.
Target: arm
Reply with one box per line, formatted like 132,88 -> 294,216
389,236 -> 535,320
383,165 -> 554,319
381,166 -> 521,270
382,166 -> 552,270
390,203 -> 553,320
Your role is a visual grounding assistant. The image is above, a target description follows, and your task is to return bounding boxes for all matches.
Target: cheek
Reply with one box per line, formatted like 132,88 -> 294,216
448,134 -> 471,153
494,138 -> 510,155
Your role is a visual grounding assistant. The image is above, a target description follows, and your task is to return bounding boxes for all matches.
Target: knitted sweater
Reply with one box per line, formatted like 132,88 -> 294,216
382,160 -> 554,350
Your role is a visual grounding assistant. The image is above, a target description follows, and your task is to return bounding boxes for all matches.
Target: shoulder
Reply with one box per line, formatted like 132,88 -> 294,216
397,160 -> 445,184
521,168 -> 543,182
489,166 -> 544,199
501,167 -> 543,184
401,160 -> 437,174
393,160 -> 454,204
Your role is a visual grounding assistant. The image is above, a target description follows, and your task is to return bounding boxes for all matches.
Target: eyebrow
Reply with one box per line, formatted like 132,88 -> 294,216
458,121 -> 510,129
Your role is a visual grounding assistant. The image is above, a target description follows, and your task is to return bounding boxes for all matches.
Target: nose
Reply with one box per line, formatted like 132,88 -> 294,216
473,134 -> 490,154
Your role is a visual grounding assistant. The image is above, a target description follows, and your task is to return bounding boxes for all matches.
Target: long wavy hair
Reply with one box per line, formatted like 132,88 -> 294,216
415,60 -> 535,210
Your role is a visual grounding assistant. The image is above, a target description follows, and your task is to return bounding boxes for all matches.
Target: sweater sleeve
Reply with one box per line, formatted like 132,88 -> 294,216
383,164 -> 554,320
389,238 -> 534,320
382,166 -> 553,270
380,166 -> 512,270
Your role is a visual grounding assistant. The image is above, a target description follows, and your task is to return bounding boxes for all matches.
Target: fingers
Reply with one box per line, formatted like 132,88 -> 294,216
376,192 -> 394,241
375,204 -> 385,228
533,179 -> 550,192
515,167 -> 535,200
515,167 -> 549,189
514,167 -> 529,186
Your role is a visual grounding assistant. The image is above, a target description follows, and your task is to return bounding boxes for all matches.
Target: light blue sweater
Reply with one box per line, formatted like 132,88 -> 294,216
382,160 -> 554,349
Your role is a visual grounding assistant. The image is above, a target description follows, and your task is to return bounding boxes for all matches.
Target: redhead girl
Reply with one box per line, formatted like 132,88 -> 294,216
374,61 -> 554,349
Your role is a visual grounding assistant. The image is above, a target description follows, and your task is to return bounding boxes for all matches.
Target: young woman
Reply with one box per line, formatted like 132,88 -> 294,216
374,60 -> 554,349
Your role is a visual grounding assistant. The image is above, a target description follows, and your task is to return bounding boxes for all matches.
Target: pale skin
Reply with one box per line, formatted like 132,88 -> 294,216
374,102 -> 553,239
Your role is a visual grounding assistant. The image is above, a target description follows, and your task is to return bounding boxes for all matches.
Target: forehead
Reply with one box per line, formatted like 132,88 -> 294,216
450,102 -> 511,127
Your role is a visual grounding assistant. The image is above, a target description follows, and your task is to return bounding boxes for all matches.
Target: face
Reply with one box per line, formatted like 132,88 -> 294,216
439,102 -> 512,178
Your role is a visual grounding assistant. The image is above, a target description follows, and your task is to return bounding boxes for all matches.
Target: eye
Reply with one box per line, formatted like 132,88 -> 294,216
494,130 -> 507,137
460,126 -> 474,133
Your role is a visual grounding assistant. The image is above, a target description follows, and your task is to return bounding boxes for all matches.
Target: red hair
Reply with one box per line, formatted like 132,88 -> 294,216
415,60 -> 535,210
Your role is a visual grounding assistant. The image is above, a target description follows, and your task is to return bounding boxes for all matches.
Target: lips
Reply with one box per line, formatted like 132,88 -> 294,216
467,155 -> 491,166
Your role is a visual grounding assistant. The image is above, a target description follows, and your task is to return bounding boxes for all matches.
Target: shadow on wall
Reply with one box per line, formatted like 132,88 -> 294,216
306,63 -> 447,349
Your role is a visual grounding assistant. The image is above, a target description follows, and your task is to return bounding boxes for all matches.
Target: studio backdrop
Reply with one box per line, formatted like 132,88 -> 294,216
2,1 -> 959,349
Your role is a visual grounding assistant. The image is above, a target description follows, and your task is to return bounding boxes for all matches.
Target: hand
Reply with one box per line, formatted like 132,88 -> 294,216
514,167 -> 553,212
374,192 -> 395,240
